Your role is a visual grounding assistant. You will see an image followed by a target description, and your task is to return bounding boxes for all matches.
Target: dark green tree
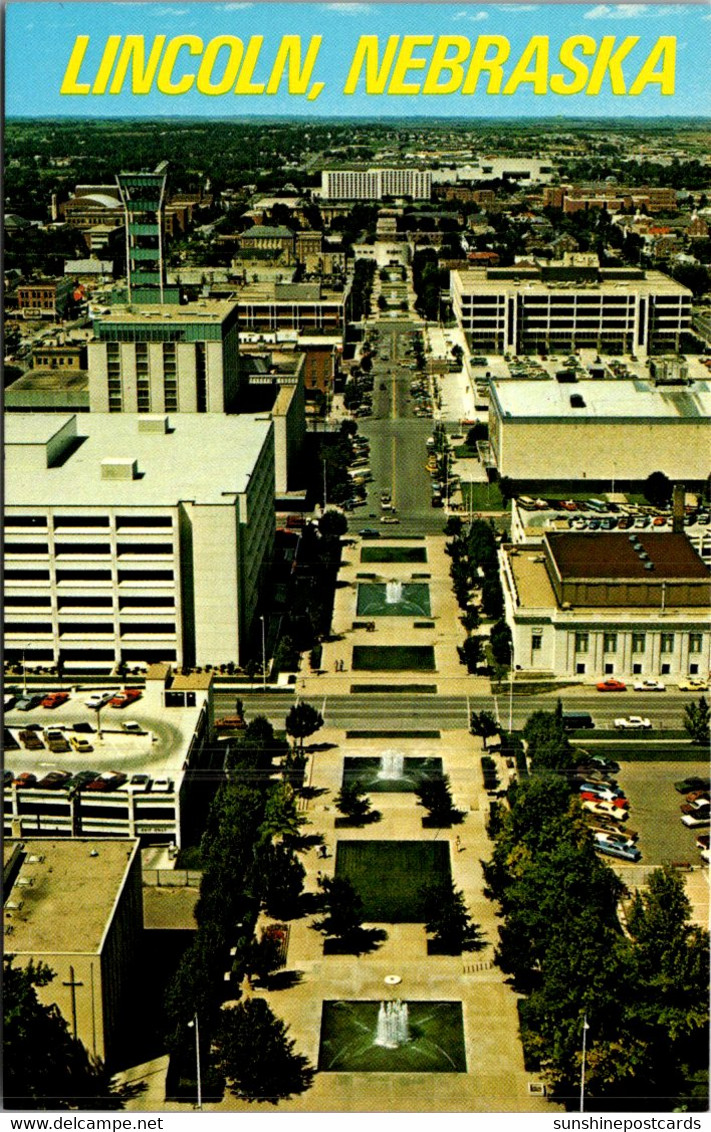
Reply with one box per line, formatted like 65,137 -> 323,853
334,780 -> 373,824
522,709 -> 575,771
414,774 -> 459,824
481,577 -> 504,620
470,710 -> 500,746
3,957 -> 126,1109
248,928 -> 286,984
457,635 -> 481,673
315,875 -> 365,942
643,470 -> 673,508
489,619 -> 512,666
318,509 -> 348,537
214,998 -> 314,1103
421,881 -> 486,954
261,843 -> 306,919
285,701 -> 324,753
683,696 -> 710,746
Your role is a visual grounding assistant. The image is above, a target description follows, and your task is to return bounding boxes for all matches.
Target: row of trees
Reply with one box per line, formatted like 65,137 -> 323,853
444,516 -> 511,674
483,774 -> 709,1108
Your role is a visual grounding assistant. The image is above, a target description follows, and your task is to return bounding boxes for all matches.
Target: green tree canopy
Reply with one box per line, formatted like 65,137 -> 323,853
214,998 -> 314,1103
421,881 -> 486,954
285,701 -> 324,752
315,875 -> 365,941
683,697 -> 710,746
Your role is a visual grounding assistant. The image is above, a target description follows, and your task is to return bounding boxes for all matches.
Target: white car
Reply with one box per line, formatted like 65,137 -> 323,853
681,810 -> 711,828
85,690 -> 117,710
633,680 -> 666,692
582,799 -> 628,823
592,830 -> 636,851
614,716 -> 652,730
151,777 -> 173,792
121,720 -> 145,734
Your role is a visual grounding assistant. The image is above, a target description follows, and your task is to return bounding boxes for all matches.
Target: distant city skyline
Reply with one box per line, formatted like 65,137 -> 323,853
6,1 -> 711,119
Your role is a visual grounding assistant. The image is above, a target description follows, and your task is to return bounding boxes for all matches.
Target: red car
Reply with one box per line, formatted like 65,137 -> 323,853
580,792 -> 628,809
42,691 -> 69,709
596,679 -> 627,692
109,688 -> 142,709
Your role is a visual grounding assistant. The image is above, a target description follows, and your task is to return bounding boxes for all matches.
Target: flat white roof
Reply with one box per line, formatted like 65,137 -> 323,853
5,413 -> 272,507
491,379 -> 711,422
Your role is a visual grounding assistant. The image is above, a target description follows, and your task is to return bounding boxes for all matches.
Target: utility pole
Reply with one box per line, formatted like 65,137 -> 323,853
261,615 -> 267,690
579,1013 -> 589,1112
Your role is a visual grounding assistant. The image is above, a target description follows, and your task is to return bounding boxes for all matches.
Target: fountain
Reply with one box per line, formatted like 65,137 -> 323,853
378,749 -> 405,780
384,580 -> 404,605
374,1000 -> 410,1049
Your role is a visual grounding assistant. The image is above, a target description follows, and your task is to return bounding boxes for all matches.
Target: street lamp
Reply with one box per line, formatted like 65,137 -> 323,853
187,1013 -> 202,1111
508,635 -> 515,735
579,1012 -> 589,1112
21,643 -> 28,696
260,615 -> 267,691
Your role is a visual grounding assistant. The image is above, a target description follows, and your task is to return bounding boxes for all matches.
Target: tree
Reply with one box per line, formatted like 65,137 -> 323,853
261,843 -> 305,919
460,606 -> 480,635
489,619 -> 512,667
415,774 -> 459,824
334,780 -> 373,824
260,783 -> 306,841
3,957 -> 124,1109
285,701 -> 324,752
444,515 -> 463,537
470,710 -> 500,747
215,998 -> 314,1102
421,881 -> 486,954
318,509 -> 347,537
522,708 -> 574,771
248,927 -> 286,983
457,634 -> 481,673
481,577 -> 504,620
683,696 -> 710,746
315,875 -> 365,942
644,470 -> 673,508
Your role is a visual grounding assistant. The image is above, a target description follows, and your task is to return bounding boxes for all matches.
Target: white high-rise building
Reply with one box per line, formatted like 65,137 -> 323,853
321,168 -> 431,200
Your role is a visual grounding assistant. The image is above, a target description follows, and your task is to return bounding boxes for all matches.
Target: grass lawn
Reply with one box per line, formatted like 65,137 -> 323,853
319,1000 -> 466,1072
336,840 -> 451,921
461,481 -> 510,512
361,546 -> 427,563
352,645 -> 436,671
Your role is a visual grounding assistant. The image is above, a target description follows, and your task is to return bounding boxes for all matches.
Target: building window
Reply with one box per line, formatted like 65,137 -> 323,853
660,662 -> 671,676
574,632 -> 589,653
632,633 -> 646,654
689,633 -> 703,654
603,633 -> 617,654
576,662 -> 586,675
604,662 -> 614,675
633,663 -> 642,675
660,633 -> 675,654
531,633 -> 542,651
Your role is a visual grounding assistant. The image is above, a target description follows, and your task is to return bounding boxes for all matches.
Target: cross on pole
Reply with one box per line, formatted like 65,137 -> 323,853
62,965 -> 84,1040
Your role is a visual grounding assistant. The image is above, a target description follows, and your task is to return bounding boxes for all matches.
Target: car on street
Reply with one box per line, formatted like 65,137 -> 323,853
85,691 -> 117,710
42,691 -> 70,709
109,688 -> 142,709
677,677 -> 709,691
597,679 -> 627,692
359,528 -> 380,538
614,716 -> 652,730
15,695 -> 41,711
380,515 -> 400,524
633,680 -> 666,692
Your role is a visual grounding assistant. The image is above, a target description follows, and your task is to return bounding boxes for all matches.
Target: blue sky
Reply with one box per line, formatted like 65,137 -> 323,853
5,1 -> 711,118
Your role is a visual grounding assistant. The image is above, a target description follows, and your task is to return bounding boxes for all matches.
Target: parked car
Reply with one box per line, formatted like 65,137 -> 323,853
633,680 -> 666,692
109,688 -> 142,709
579,782 -> 627,802
42,691 -> 70,709
14,772 -> 37,789
37,770 -> 72,790
595,841 -> 641,863
85,690 -> 117,709
69,770 -> 101,791
677,677 -> 709,691
681,811 -> 711,828
151,777 -> 173,792
215,716 -> 247,731
591,829 -> 637,850
15,695 -> 41,711
674,776 -> 711,794
70,736 -> 94,753
122,720 -> 145,734
86,771 -> 128,792
614,716 -> 651,730
582,799 -> 628,822
581,791 -> 628,809
130,773 -> 151,790
597,679 -> 626,692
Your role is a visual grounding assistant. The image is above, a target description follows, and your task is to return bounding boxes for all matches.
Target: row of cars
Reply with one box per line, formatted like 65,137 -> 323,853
597,677 -> 709,692
343,435 -> 372,512
4,766 -> 172,793
572,754 -> 642,863
8,687 -> 142,712
674,776 -> 711,835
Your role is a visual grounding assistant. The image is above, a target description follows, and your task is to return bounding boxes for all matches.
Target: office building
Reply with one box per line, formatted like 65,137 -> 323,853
4,412 -> 275,669
3,838 -> 143,1067
501,532 -> 710,680
237,281 -> 350,340
88,301 -> 242,414
487,380 -> 711,486
451,259 -> 692,357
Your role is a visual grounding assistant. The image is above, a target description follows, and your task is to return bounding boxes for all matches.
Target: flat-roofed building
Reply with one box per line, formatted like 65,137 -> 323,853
237,281 -> 350,341
3,838 -> 142,1067
321,169 -> 431,200
501,532 -> 710,680
451,259 -> 692,357
4,666 -> 216,847
4,412 -> 274,670
488,379 -> 711,487
88,301 -> 242,413
16,277 -> 75,320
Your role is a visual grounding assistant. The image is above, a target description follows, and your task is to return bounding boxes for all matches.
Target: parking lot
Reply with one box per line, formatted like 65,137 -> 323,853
618,758 -> 710,869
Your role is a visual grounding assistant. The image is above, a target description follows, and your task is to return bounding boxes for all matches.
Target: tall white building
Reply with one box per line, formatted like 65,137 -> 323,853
88,301 -> 242,413
321,168 -> 432,200
451,260 -> 691,357
4,413 -> 275,670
